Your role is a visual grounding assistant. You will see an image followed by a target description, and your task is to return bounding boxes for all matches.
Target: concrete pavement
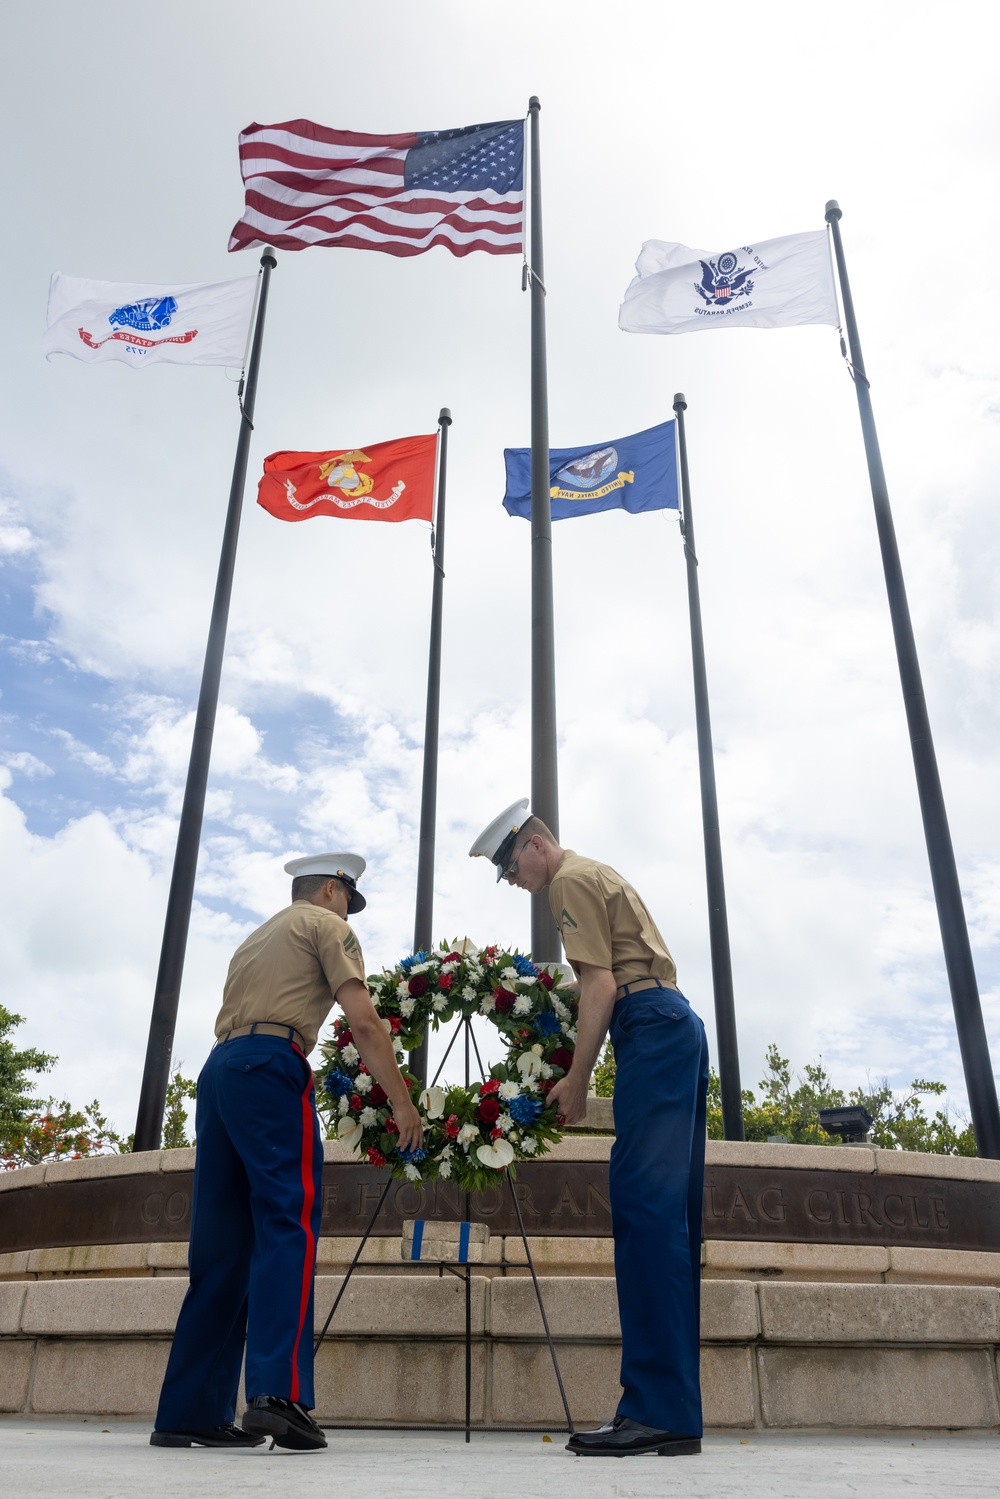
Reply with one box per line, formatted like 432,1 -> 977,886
1,1421 -> 999,1499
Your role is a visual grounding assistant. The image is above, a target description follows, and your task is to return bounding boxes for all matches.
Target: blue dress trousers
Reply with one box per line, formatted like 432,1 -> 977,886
608,986 -> 709,1437
155,1034 -> 323,1431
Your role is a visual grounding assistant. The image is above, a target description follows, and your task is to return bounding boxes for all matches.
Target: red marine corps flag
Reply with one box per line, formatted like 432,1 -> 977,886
257,433 -> 436,524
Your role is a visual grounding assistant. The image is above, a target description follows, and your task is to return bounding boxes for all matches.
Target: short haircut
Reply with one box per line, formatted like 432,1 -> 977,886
520,814 -> 556,844
291,873 -> 334,902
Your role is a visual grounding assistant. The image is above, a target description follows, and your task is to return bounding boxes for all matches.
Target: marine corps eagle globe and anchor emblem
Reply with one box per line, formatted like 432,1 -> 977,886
695,251 -> 754,306
283,450 -> 407,512
550,447 -> 635,503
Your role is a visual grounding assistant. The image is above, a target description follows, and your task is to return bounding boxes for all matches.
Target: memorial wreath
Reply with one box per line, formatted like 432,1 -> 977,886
316,940 -> 579,1194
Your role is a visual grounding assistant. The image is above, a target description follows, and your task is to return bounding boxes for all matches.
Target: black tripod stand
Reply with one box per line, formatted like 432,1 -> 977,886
314,1012 -> 575,1440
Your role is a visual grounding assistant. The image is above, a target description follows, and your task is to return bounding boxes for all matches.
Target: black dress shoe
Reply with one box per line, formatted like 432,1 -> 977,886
150,1423 -> 264,1448
567,1415 -> 701,1457
241,1396 -> 328,1451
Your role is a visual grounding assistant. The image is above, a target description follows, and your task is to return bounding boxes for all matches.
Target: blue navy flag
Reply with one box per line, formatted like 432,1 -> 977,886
503,421 -> 678,520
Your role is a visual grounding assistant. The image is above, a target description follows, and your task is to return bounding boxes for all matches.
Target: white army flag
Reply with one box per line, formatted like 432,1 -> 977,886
619,230 -> 838,335
42,273 -> 258,367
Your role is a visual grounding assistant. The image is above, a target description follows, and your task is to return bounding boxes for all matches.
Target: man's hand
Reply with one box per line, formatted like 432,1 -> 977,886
546,1072 -> 590,1126
392,1096 -> 424,1153
546,961 -> 617,1127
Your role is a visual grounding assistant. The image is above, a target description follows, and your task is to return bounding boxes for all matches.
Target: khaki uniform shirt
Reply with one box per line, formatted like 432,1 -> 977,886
547,849 -> 677,991
214,901 -> 367,1054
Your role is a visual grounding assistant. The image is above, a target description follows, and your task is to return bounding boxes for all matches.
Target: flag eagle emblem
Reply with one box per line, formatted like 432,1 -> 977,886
695,251 -> 754,306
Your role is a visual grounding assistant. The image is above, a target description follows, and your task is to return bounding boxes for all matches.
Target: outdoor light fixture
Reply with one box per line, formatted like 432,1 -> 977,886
818,1105 -> 874,1143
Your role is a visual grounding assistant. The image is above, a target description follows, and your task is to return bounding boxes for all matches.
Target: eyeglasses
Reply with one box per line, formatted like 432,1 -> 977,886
503,838 -> 530,882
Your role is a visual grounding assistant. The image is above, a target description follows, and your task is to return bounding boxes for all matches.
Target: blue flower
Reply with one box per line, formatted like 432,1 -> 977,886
510,1095 -> 542,1126
534,1011 -> 561,1036
323,1070 -> 354,1098
513,954 -> 539,978
400,951 -> 430,972
396,1144 -> 428,1163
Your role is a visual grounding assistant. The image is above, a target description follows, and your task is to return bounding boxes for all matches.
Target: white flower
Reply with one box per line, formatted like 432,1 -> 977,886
408,961 -> 434,975
507,1129 -> 519,1144
520,1136 -> 538,1155
513,995 -> 532,1016
479,995 -> 494,1014
341,1044 -> 359,1067
338,1118 -> 363,1150
540,1063 -> 553,1079
353,1072 -> 372,1094
399,998 -> 416,1018
501,966 -> 518,981
432,995 -> 447,1012
360,1106 -> 378,1127
464,985 -> 480,1002
531,1043 -> 543,1056
521,1077 -> 539,1093
380,1017 -> 393,1034
441,960 -> 459,974
337,1095 -> 349,1117
552,997 -> 569,1019
436,1145 -> 453,1161
418,1086 -> 446,1120
497,1113 -> 513,1134
476,1138 -> 515,1169
517,1051 -> 543,1080
404,1164 -> 422,1183
438,1159 -> 452,1179
564,1027 -> 578,1042
457,1124 -> 479,1150
396,980 -> 410,999
499,1081 -> 520,1100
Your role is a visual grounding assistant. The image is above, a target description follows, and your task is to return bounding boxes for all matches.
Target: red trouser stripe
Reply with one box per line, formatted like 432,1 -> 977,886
289,1069 -> 318,1403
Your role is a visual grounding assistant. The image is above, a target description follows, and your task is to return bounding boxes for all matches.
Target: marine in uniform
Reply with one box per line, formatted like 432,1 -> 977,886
470,801 -> 709,1459
151,853 -> 422,1451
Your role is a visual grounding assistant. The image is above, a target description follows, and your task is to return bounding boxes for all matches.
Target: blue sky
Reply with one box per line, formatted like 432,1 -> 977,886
2,0 -> 999,1141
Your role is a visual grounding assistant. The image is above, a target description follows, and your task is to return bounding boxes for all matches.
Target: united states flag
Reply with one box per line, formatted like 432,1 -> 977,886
228,117 -> 524,258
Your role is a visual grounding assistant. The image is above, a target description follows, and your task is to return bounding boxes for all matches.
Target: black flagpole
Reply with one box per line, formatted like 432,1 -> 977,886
409,408 -> 452,1089
673,395 -> 744,1141
133,246 -> 277,1152
527,96 -> 560,962
825,201 -> 1000,1159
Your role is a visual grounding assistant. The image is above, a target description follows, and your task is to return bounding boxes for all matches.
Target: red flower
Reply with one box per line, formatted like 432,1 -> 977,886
389,1017 -> 402,1034
480,1079 -> 501,1095
493,988 -> 516,1013
445,952 -> 463,964
408,975 -> 428,996
477,1097 -> 501,1124
490,1128 -> 504,1141
385,1117 -> 399,1135
337,1028 -> 353,1048
350,1094 -> 363,1111
538,971 -> 554,990
517,1028 -> 532,1040
358,1063 -> 369,1075
367,1147 -> 386,1167
444,1115 -> 460,1138
539,1079 -> 555,1093
550,1048 -> 574,1074
484,946 -> 497,959
438,973 -> 454,991
369,1084 -> 388,1106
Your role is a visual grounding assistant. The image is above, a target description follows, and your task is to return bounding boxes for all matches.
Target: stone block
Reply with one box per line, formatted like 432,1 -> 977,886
874,1151 -> 1000,1183
43,1149 -> 162,1184
147,1242 -> 190,1273
543,1136 -> 613,1162
706,1140 -> 876,1173
30,1338 -> 172,1415
21,1277 -> 185,1336
0,1164 -> 47,1192
0,1282 -> 28,1333
701,1280 -> 759,1341
401,1219 -> 489,1262
0,1341 -> 34,1412
887,1247 -> 1000,1286
0,1251 -> 31,1280
503,1236 -> 615,1274
314,1237 -> 405,1269
491,1341 -> 620,1424
704,1240 -> 889,1283
565,1096 -> 614,1132
702,1344 -> 755,1427
314,1338 -> 487,1424
28,1243 -> 150,1278
758,1345 -> 1000,1428
323,1138 -> 358,1164
758,1282 -> 1000,1344
314,1273 -> 486,1337
159,1147 -> 196,1173
490,1276 -> 619,1339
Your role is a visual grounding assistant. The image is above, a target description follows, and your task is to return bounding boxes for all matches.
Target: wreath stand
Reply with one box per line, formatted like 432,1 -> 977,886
314,1011 -> 575,1441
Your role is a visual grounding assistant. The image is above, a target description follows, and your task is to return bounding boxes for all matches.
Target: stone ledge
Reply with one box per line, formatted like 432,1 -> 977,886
757,1345 -> 1000,1428
503,1236 -> 615,1272
20,1277 -> 186,1336
27,1244 -> 151,1278
0,1282 -> 28,1334
887,1248 -> 1000,1285
314,1274 -> 487,1336
758,1282 -> 1000,1344
43,1150 -> 162,1185
704,1241 -> 890,1283
873,1151 -> 1000,1183
490,1276 -> 619,1340
159,1147 -> 196,1174
0,1164 -> 47,1193
706,1141 -> 877,1173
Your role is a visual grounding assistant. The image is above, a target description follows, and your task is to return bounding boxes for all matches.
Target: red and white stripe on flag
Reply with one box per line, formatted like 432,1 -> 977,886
228,118 -> 523,258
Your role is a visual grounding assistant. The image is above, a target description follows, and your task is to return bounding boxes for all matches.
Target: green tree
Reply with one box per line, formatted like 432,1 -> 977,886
0,1003 -> 57,1132
162,1068 -> 198,1150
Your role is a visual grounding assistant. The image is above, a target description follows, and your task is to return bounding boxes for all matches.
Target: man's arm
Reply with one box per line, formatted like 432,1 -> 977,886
335,979 -> 424,1151
546,961 -> 616,1126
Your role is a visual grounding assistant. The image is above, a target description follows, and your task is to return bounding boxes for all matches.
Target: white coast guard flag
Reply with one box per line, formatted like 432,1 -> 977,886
619,230 -> 838,335
42,273 -> 257,367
